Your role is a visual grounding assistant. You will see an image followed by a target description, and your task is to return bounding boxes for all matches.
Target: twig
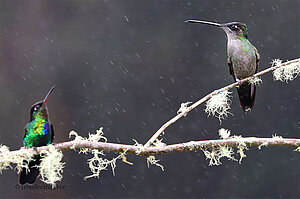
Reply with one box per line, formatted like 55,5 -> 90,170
143,58 -> 300,148
1,137 -> 299,158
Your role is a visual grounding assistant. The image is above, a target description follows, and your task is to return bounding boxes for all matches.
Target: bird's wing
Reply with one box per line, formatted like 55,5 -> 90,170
227,56 -> 235,77
255,49 -> 260,73
249,49 -> 260,106
50,123 -> 54,143
23,123 -> 29,139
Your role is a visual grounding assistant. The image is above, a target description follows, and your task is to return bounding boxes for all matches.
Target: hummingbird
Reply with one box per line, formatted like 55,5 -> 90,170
19,86 -> 55,185
186,20 -> 260,112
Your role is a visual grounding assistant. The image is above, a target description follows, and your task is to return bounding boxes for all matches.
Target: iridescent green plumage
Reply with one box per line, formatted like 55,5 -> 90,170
23,109 -> 53,148
19,86 -> 55,185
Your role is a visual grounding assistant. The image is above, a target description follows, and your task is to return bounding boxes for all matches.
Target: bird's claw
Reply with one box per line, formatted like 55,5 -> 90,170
236,78 -> 242,86
32,146 -> 38,152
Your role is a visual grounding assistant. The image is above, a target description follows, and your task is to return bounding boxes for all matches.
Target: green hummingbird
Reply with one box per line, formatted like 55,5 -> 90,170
19,86 -> 55,185
186,20 -> 260,112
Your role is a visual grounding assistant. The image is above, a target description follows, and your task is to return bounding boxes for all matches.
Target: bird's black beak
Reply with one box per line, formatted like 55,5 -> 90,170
43,86 -> 55,104
185,20 -> 221,27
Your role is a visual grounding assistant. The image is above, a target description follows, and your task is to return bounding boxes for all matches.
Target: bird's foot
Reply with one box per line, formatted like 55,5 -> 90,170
31,146 -> 38,154
236,78 -> 242,86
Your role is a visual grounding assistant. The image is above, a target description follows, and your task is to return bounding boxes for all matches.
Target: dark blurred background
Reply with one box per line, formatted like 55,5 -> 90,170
0,0 -> 299,198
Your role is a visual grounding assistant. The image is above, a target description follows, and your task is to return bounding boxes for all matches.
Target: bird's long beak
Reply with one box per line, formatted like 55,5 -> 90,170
185,20 -> 221,27
43,86 -> 55,104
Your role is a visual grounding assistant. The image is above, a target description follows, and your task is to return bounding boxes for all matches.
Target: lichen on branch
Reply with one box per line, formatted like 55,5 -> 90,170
205,90 -> 233,123
0,145 -> 34,174
69,127 -> 126,180
147,156 -> 164,171
39,145 -> 65,188
272,59 -> 300,82
0,58 -> 299,188
201,128 -> 248,165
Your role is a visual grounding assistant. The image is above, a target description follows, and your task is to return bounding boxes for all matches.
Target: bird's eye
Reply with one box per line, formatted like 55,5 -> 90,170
34,105 -> 40,111
229,25 -> 238,30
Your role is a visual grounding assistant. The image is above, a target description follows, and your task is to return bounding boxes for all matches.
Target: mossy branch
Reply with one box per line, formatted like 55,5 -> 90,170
0,58 -> 299,187
144,58 -> 300,148
1,136 -> 300,158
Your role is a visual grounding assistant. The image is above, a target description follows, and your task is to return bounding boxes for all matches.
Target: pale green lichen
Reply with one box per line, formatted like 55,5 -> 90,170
219,128 -> 231,139
203,129 -> 249,166
231,135 -> 248,164
133,140 -> 165,171
237,145 -> 247,164
70,127 -> 124,180
272,134 -> 283,139
69,127 -> 107,154
203,148 -> 219,166
153,138 -> 166,147
203,146 -> 237,166
273,58 -> 300,82
146,156 -> 164,171
248,77 -> 263,86
205,91 -> 233,123
258,142 -> 268,150
0,145 -> 34,174
0,145 -> 13,173
69,131 -> 86,152
132,139 -> 145,155
177,101 -> 192,116
121,150 -> 133,165
39,145 -> 65,188
84,150 -> 123,180
294,147 -> 300,152
0,144 -> 64,188
218,145 -> 237,162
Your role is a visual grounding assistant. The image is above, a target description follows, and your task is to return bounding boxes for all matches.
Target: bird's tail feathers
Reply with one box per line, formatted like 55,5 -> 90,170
19,155 -> 41,185
236,83 -> 256,112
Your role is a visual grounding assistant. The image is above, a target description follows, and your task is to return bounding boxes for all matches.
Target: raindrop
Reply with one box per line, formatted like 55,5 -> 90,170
124,16 -> 130,22
131,175 -> 137,180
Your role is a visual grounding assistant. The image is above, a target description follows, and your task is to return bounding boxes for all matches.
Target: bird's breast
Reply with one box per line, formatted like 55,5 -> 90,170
24,121 -> 52,147
228,39 -> 257,79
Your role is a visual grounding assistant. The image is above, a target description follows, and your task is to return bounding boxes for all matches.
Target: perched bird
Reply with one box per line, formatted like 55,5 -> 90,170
19,86 -> 55,185
186,20 -> 260,112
